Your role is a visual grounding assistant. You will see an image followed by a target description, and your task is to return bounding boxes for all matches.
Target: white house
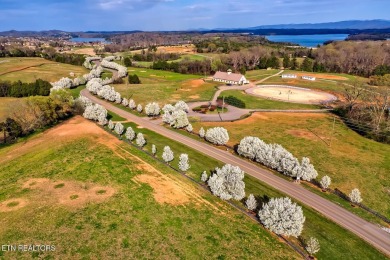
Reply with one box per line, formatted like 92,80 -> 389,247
302,75 -> 316,81
281,74 -> 297,79
213,69 -> 249,85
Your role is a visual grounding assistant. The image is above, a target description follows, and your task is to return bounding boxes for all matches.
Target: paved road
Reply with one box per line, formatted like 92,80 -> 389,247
82,89 -> 390,257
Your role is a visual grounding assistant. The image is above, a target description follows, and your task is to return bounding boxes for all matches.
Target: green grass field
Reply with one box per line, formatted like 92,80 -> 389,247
0,57 -> 89,83
0,116 -> 386,259
219,90 -> 320,110
114,67 -> 219,105
245,69 -> 280,81
113,120 -> 386,259
191,112 -> 390,219
0,117 -> 298,259
260,70 -> 368,95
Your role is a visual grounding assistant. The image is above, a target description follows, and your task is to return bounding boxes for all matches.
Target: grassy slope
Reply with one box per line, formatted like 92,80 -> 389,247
118,121 -> 387,259
219,90 -> 320,110
0,58 -> 88,83
114,67 -> 219,105
0,120 -> 297,259
191,113 -> 390,219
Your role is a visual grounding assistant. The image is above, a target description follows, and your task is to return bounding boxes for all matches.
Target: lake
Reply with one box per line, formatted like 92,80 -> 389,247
265,34 -> 348,47
70,37 -> 110,43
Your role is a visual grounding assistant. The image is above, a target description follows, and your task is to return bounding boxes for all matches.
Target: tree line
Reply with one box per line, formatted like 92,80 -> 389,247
0,46 -> 85,66
0,90 -> 77,144
0,79 -> 52,97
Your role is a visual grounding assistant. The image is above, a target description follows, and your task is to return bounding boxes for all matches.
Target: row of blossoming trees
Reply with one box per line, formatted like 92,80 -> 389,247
50,56 -> 127,92
79,55 -> 374,256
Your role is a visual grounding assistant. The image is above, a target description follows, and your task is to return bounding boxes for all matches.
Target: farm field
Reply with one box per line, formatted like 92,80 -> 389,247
0,116 -> 298,259
219,90 -> 320,110
64,47 -> 96,56
0,57 -> 88,83
114,67 -> 220,105
191,112 -> 390,218
0,97 -> 19,121
261,70 -> 367,95
245,69 -> 280,81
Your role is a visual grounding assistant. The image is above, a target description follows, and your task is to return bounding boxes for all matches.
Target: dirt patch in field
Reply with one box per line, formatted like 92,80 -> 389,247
0,198 -> 28,212
157,45 -> 195,54
21,178 -> 115,208
0,116 -> 121,164
286,129 -> 328,142
65,48 -> 96,56
182,79 -> 205,88
294,72 -> 348,81
189,95 -> 200,99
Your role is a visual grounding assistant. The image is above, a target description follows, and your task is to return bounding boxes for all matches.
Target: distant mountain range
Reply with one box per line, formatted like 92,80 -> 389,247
245,20 -> 390,30
1,20 -> 390,37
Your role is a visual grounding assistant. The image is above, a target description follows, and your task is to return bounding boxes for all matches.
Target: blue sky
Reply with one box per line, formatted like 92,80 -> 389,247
0,0 -> 388,31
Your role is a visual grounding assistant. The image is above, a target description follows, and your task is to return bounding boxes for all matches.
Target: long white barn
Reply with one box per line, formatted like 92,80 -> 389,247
213,70 -> 249,85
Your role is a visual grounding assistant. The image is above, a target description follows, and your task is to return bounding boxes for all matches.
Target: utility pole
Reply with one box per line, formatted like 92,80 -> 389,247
222,95 -> 225,114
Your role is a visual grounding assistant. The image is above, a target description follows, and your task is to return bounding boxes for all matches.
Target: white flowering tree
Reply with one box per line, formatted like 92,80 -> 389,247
208,164 -> 245,201
162,104 -> 175,124
178,154 -> 190,172
199,127 -> 205,138
246,194 -> 257,211
77,95 -> 93,108
306,237 -> 320,256
205,127 -> 229,145
145,102 -> 161,117
162,146 -> 174,164
115,92 -> 122,104
349,188 -> 363,204
320,175 -> 331,190
129,99 -> 136,109
108,120 -> 115,130
152,144 -> 157,156
258,197 -> 305,237
170,110 -> 189,128
122,98 -> 129,107
125,127 -> 135,141
82,103 -> 108,125
137,104 -> 143,113
100,59 -> 127,78
186,124 -> 193,133
175,100 -> 189,112
237,136 -> 318,181
298,157 -> 318,181
50,77 -> 73,91
136,133 -> 146,148
114,122 -> 124,136
201,171 -> 208,182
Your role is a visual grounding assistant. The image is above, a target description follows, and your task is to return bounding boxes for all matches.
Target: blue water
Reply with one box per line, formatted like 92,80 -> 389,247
265,34 -> 348,47
70,37 -> 109,43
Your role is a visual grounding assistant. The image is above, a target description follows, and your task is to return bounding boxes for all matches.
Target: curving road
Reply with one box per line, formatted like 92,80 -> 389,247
82,88 -> 390,257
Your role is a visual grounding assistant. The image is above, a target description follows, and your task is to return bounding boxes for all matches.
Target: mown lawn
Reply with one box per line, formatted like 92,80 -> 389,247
0,57 -> 88,83
218,90 -> 320,110
191,112 -> 390,219
116,120 -> 387,260
114,67 -> 219,105
245,69 -> 280,81
0,118 -> 298,259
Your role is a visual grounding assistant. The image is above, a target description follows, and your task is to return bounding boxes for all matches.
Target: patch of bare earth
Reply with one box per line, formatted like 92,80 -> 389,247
0,116 -> 121,164
0,198 -> 28,212
182,79 -> 205,88
65,48 -> 96,56
295,72 -> 348,81
113,145 -> 220,210
286,129 -> 329,142
21,178 -> 115,209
